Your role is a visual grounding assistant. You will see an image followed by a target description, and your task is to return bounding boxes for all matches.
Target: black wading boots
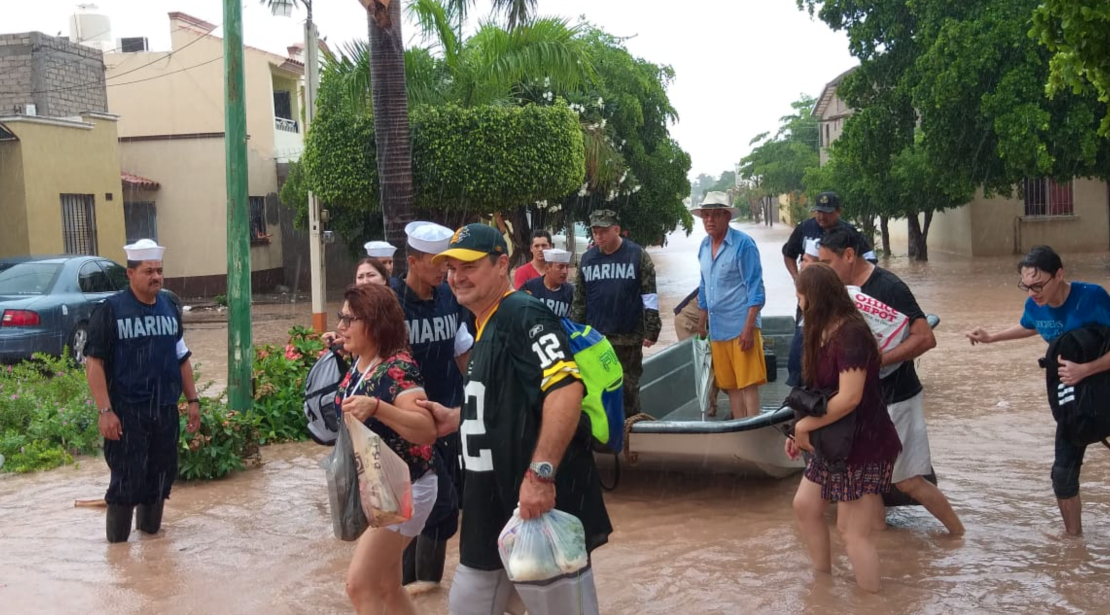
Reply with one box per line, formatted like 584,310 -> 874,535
136,499 -> 165,535
106,504 -> 134,543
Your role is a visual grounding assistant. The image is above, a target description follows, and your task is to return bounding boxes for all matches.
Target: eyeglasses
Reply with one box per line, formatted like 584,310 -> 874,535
1017,277 -> 1053,293
336,312 -> 360,327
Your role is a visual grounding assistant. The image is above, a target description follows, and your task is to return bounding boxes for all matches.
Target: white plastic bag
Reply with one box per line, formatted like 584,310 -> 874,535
846,286 -> 911,378
693,335 -> 720,416
497,508 -> 589,582
343,413 -> 413,528
320,420 -> 369,541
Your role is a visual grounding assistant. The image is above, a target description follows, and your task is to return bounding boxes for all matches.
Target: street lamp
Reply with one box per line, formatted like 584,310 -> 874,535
269,0 -> 326,333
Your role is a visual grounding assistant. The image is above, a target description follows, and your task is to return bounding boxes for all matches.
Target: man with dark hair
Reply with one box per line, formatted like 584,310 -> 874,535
393,221 -> 473,593
85,239 -> 201,542
819,226 -> 964,535
782,192 -> 877,385
966,245 -> 1110,535
422,223 -> 611,615
522,248 -> 574,318
571,210 -> 662,418
513,229 -> 554,289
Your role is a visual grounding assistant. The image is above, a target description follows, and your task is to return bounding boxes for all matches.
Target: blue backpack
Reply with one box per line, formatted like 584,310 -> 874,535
561,318 -> 625,452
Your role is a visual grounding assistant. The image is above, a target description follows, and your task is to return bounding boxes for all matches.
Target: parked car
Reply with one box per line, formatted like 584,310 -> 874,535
0,255 -> 131,364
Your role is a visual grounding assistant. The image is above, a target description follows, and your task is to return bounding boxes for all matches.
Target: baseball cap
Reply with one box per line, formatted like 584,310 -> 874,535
589,209 -> 620,227
812,192 -> 841,213
432,223 -> 508,264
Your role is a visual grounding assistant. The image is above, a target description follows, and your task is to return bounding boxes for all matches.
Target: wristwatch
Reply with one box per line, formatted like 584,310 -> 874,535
527,461 -> 556,484
187,398 -> 200,405
98,406 -> 112,415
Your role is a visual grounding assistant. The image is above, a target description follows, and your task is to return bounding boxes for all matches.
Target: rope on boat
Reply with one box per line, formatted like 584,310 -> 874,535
622,413 -> 656,465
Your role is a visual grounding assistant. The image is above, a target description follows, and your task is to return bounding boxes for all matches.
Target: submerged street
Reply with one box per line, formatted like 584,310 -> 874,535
4,222 -> 1110,614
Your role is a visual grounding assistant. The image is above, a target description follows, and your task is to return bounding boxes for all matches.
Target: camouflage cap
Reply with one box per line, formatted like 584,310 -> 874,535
589,209 -> 620,228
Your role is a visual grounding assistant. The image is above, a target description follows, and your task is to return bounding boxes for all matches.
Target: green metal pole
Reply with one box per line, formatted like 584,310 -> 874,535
223,0 -> 253,412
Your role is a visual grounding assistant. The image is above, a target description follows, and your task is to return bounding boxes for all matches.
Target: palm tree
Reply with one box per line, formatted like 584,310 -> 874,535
357,0 -> 416,265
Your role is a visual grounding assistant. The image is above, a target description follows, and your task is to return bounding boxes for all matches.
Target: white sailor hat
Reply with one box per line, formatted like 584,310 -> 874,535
405,221 -> 454,254
364,240 -> 397,258
123,239 -> 165,262
542,248 -> 571,264
803,238 -> 821,259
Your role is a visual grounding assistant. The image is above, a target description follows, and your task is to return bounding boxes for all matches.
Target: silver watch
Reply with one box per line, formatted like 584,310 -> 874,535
98,406 -> 112,415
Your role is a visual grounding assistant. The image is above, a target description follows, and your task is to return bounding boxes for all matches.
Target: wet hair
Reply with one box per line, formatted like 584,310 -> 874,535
816,226 -> 860,257
1019,245 -> 1063,276
796,263 -> 878,385
343,283 -> 410,358
531,230 -> 553,245
355,258 -> 389,282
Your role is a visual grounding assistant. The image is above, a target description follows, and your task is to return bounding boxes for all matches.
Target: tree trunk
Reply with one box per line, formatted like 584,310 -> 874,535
879,215 -> 891,257
366,1 -> 415,276
907,213 -> 929,261
506,206 -> 533,268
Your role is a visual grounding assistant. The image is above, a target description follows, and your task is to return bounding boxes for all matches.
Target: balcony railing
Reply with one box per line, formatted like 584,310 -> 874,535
275,117 -> 299,133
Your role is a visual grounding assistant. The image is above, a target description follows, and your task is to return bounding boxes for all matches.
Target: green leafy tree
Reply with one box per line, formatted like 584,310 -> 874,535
1032,0 -> 1110,135
738,94 -> 820,224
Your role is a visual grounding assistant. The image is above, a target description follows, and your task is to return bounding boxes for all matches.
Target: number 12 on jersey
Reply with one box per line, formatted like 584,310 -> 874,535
460,380 -> 494,472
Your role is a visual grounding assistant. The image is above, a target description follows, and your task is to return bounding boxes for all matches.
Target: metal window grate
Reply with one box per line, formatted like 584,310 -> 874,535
60,194 -> 98,255
249,196 -> 268,239
1023,178 -> 1074,217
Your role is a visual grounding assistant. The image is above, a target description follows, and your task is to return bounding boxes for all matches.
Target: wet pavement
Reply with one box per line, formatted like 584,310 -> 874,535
5,221 -> 1110,614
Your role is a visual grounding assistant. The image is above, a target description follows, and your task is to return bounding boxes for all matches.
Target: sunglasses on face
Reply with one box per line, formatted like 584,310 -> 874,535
336,312 -> 361,327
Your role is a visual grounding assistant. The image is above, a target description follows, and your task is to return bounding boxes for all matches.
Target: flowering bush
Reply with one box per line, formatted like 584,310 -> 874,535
177,397 -> 260,481
251,325 -> 325,445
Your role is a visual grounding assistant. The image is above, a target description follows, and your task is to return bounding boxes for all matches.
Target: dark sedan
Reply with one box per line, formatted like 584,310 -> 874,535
0,255 -> 131,364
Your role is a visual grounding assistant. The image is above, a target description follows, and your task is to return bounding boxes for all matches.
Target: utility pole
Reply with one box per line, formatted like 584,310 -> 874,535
272,0 -> 325,332
223,0 -> 253,411
304,1 -> 326,333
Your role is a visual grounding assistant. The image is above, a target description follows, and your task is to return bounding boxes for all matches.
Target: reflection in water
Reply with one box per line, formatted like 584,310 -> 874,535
4,222 -> 1110,614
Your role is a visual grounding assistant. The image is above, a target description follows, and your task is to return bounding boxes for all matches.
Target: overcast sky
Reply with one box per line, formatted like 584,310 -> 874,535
7,0 -> 857,182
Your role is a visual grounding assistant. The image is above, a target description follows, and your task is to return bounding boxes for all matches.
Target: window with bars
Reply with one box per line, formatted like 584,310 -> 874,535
1023,178 -> 1074,217
249,196 -> 270,242
60,194 -> 98,255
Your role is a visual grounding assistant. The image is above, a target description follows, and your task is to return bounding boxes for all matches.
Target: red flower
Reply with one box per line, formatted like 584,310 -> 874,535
387,365 -> 407,383
408,444 -> 433,461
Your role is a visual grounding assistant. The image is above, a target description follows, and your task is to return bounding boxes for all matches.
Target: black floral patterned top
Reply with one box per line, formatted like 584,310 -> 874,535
336,351 -> 434,481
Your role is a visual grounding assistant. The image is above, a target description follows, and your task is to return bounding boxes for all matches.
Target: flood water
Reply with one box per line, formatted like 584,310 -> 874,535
5,222 -> 1110,614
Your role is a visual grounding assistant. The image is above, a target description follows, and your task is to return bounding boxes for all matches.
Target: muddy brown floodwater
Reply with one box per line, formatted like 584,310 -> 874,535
5,222 -> 1110,614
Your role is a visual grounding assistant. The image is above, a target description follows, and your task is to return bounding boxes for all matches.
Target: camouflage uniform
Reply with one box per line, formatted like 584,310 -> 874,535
571,211 -> 662,417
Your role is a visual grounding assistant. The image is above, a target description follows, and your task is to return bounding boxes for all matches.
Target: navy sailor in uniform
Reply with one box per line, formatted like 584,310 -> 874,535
522,248 -> 574,318
393,221 -> 474,593
571,209 -> 662,418
84,239 -> 201,543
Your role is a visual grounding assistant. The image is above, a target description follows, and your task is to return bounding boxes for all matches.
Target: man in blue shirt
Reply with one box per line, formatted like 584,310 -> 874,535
522,248 -> 574,318
966,245 -> 1110,536
84,239 -> 201,543
692,192 -> 767,419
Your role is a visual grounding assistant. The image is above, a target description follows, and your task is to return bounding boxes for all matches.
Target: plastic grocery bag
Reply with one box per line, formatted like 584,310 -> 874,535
497,508 -> 589,582
343,413 -> 413,528
693,335 -> 720,416
845,286 -> 911,378
320,420 -> 368,541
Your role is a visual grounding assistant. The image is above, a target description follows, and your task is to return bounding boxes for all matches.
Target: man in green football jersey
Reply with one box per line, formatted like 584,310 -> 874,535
419,223 -> 612,615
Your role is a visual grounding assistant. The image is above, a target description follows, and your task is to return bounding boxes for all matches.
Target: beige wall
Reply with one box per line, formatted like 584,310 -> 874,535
878,179 -> 1109,257
118,137 -> 283,280
0,139 -> 29,257
0,115 -> 125,261
104,22 -> 302,164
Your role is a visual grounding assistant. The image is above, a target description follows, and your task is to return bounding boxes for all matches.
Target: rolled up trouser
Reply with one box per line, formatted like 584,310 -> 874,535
611,343 -> 644,417
103,402 -> 180,506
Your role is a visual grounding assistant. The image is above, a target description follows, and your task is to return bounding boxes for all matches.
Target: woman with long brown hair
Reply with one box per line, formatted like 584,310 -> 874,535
787,263 -> 901,592
336,283 -> 438,615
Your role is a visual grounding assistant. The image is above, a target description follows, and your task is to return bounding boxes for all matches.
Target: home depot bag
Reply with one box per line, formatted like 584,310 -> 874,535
342,413 -> 413,527
845,286 -> 910,378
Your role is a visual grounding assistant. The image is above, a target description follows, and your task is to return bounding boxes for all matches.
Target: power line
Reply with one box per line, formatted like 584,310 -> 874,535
106,55 -> 223,88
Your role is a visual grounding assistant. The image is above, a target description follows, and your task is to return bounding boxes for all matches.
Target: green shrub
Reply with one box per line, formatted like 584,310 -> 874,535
251,325 -> 324,445
177,397 -> 260,481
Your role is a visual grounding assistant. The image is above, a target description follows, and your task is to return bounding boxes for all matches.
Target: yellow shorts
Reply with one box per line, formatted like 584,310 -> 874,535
710,330 -> 767,390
